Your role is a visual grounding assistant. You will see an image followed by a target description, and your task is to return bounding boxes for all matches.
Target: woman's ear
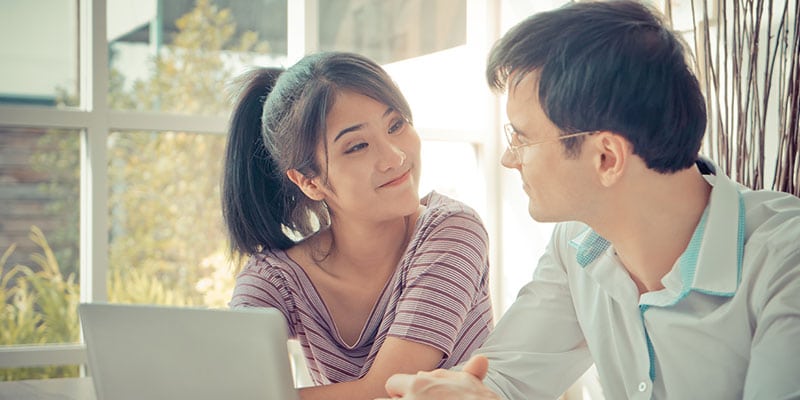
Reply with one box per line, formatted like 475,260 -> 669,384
286,169 -> 326,201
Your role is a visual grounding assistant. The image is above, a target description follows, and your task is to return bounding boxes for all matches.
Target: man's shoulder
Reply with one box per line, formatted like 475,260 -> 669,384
741,187 -> 800,212
742,189 -> 800,246
738,189 -> 800,295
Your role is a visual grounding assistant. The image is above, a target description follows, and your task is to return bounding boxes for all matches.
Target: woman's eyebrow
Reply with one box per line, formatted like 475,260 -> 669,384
334,123 -> 365,143
333,107 -> 396,143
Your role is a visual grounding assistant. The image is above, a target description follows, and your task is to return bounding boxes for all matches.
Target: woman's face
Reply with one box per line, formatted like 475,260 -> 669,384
315,89 -> 421,223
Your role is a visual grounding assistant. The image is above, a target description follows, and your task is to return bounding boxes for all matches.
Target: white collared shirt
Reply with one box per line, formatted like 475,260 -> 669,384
478,168 -> 800,399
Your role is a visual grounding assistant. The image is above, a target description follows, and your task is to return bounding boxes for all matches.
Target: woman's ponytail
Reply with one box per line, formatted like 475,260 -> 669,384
222,67 -> 294,256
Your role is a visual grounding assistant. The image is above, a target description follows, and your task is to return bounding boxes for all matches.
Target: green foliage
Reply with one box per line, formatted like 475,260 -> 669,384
107,131 -> 229,307
0,225 -> 230,381
28,0 -> 260,308
0,228 -> 79,346
108,267 -> 195,306
19,226 -> 80,344
0,227 -> 80,381
29,129 -> 80,279
122,0 -> 269,116
101,0 -> 260,307
1,245 -> 43,347
2,0 -> 256,380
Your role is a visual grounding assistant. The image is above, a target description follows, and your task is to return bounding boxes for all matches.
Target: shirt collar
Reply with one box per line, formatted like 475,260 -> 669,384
569,159 -> 745,300
689,171 -> 745,296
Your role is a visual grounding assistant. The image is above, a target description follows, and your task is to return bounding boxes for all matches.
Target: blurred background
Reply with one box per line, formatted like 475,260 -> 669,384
1,1 -> 797,398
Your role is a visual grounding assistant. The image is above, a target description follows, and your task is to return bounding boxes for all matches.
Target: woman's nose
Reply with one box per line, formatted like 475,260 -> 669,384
377,142 -> 406,171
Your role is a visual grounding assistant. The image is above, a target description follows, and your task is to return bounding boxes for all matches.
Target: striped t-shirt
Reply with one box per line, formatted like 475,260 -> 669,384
230,191 -> 494,385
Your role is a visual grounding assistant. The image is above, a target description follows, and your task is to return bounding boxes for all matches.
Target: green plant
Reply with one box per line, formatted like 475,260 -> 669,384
0,227 -> 80,381
1,244 -> 43,348
107,267 -> 196,306
28,0 -> 262,304
1,0 -> 262,380
0,225 -> 221,381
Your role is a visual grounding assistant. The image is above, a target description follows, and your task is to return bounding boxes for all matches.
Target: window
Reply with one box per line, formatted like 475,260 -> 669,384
0,0 -> 499,380
0,0 -> 289,379
0,1 -> 79,108
108,0 -> 287,115
317,0 -> 466,64
0,128 -> 81,353
106,130 -> 231,307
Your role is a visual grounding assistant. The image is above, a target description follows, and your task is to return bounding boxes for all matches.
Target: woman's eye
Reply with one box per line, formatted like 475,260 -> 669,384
388,118 -> 406,134
344,143 -> 367,154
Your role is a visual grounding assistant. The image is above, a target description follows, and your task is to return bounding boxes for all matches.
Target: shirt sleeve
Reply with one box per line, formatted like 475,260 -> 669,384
477,224 -> 593,400
743,246 -> 800,399
229,256 -> 296,337
387,209 -> 491,357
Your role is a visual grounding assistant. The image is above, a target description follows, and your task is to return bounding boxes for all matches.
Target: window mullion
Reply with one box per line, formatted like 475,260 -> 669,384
287,0 -> 318,63
80,0 -> 109,304
468,0 -> 505,315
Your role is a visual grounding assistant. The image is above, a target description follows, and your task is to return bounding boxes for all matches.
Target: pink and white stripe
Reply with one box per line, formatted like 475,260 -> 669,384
230,192 -> 493,385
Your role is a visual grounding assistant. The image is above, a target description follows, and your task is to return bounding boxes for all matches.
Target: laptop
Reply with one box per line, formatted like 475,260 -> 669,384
78,303 -> 300,400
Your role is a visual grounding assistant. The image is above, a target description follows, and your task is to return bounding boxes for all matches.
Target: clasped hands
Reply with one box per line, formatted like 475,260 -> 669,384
376,355 -> 501,400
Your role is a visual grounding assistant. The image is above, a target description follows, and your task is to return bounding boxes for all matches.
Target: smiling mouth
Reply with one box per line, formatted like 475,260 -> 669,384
379,170 -> 411,188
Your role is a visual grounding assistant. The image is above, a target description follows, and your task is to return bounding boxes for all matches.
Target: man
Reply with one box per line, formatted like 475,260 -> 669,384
379,1 -> 800,399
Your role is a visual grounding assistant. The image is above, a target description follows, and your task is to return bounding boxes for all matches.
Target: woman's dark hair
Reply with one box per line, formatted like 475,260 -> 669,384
222,52 -> 412,256
486,0 -> 707,173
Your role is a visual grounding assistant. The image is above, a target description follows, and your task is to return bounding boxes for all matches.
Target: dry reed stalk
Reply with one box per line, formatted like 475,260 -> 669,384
684,0 -> 799,196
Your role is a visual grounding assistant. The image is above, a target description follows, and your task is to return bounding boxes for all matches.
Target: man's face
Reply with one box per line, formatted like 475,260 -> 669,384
501,72 -> 596,222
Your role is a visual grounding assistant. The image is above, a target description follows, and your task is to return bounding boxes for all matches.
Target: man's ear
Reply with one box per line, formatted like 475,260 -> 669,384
286,169 -> 326,201
592,132 -> 630,187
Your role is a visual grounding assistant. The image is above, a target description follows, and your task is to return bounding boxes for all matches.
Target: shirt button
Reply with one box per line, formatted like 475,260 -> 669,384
638,382 -> 647,392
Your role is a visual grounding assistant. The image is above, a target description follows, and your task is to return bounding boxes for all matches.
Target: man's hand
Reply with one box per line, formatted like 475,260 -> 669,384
376,355 -> 500,399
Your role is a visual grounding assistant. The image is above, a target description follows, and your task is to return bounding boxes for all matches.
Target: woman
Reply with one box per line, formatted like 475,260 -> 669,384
223,52 -> 493,399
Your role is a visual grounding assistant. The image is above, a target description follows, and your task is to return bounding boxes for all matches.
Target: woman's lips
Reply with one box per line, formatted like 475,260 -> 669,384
379,170 -> 411,188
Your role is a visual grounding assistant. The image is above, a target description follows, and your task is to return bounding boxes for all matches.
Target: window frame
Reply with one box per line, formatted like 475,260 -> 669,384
0,0 -> 504,371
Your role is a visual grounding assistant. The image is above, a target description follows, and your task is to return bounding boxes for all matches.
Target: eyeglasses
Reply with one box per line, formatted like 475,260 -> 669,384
504,123 -> 596,159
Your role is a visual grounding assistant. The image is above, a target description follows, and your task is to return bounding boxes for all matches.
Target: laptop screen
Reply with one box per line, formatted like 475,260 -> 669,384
79,303 -> 299,400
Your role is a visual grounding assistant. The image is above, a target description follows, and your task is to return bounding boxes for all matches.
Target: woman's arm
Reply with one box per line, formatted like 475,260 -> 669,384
299,337 -> 444,399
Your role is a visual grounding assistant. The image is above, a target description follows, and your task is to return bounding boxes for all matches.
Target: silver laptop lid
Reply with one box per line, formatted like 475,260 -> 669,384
79,303 -> 299,400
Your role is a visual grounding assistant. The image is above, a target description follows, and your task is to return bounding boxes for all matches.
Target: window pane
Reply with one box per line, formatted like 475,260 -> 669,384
420,140 -> 485,216
0,127 -> 81,354
646,0 -> 696,31
0,1 -> 79,107
319,0 -> 466,64
108,0 -> 287,115
107,130 -> 233,307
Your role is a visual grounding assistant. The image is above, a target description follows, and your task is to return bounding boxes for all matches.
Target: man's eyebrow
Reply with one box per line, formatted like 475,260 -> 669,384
332,106 -> 396,143
509,122 -> 529,137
